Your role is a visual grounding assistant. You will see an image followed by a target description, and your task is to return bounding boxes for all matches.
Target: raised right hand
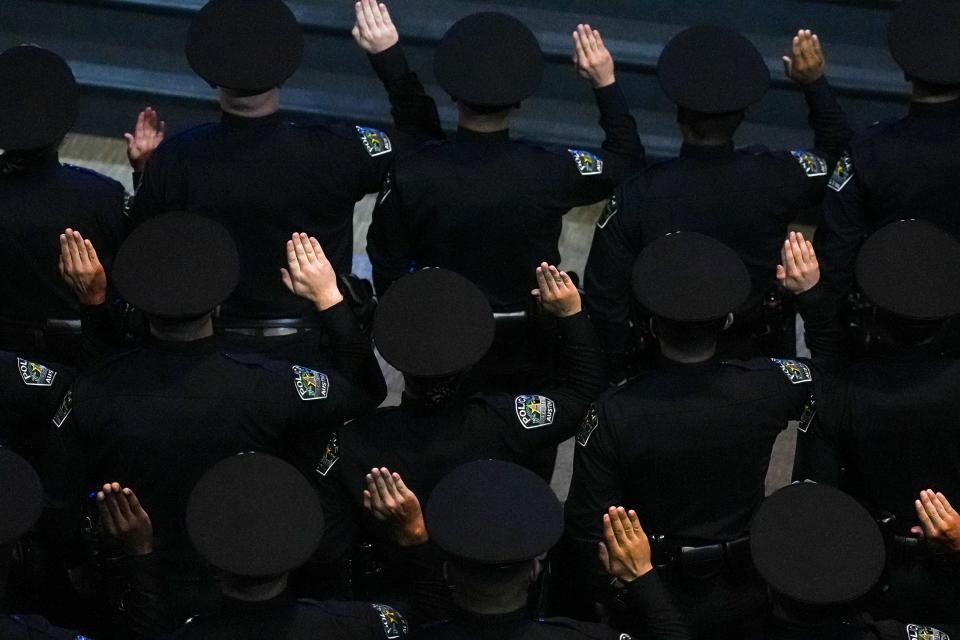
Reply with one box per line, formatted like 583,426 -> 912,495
124,107 -> 165,172
532,262 -> 582,317
352,0 -> 399,54
776,231 -> 820,294
59,228 -> 107,306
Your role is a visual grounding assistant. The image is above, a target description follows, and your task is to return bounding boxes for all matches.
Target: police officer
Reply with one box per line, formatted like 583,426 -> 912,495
304,265 -> 602,621
0,46 -> 126,364
816,0 -> 960,299
749,482 -> 958,639
793,220 -> 960,622
0,448 -> 89,639
564,233 -> 814,638
129,0 -> 441,324
45,215 -> 386,623
584,26 -> 851,373
157,452 -> 409,638
412,460 -> 688,639
366,14 -> 644,308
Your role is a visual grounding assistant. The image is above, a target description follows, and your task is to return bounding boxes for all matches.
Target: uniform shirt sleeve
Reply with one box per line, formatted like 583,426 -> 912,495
480,311 -> 604,453
367,44 -> 443,146
625,572 -> 693,640
129,141 -> 186,227
791,373 -> 845,486
583,186 -> 643,372
540,83 -> 645,211
318,301 -> 387,406
816,152 -> 866,297
801,76 -> 853,168
367,167 -> 413,296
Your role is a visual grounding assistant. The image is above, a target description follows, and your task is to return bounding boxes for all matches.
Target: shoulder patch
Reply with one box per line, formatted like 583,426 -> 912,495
52,390 -> 73,429
907,625 -> 950,640
827,152 -> 854,192
797,394 -> 817,433
356,126 -> 392,157
576,403 -> 600,447
790,150 -> 828,177
568,149 -> 603,176
371,603 -> 408,639
515,395 -> 556,429
314,432 -> 340,477
17,358 -> 57,387
292,365 -> 329,401
771,358 -> 812,385
596,195 -> 618,229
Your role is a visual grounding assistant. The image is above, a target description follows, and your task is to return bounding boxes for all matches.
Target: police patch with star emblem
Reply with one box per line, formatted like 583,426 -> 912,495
515,395 -> 556,429
356,126 -> 392,157
315,432 -> 339,477
371,603 -> 408,639
907,624 -> 950,640
596,195 -> 618,229
292,365 -> 329,401
771,358 -> 812,385
827,152 -> 854,192
790,149 -> 828,178
568,149 -> 603,176
52,390 -> 73,429
576,403 -> 600,447
17,358 -> 57,387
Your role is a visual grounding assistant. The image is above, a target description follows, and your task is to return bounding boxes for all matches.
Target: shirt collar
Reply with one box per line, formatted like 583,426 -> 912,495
455,126 -> 511,142
908,97 -> 960,117
219,110 -> 284,130
679,141 -> 736,159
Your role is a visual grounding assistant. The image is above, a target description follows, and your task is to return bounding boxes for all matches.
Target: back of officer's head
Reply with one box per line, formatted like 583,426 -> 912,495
112,212 -> 240,336
373,269 -> 494,394
751,483 -> 885,621
888,0 -> 960,99
633,233 -> 750,358
855,220 -> 960,347
426,460 -> 562,612
186,452 -> 324,598
658,25 -> 768,145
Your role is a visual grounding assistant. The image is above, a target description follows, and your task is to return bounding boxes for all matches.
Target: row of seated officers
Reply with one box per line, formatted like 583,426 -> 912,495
0,0 -> 959,638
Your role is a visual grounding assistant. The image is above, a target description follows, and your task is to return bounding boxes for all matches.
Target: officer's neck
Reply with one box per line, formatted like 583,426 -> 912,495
148,314 -> 215,342
457,105 -> 512,134
218,87 -> 281,118
658,340 -> 717,365
221,573 -> 288,603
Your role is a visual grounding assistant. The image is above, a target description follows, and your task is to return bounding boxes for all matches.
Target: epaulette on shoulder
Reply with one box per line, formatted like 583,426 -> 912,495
84,347 -> 144,375
722,357 -> 813,383
62,164 -> 124,190
720,357 -> 779,372
221,351 -> 288,376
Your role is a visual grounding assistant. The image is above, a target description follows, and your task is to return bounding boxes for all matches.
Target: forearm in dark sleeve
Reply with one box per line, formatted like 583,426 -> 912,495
594,82 -> 645,183
549,311 -> 605,417
123,553 -> 175,640
318,301 -> 386,406
584,204 -> 639,377
816,175 -> 867,296
368,44 -> 443,145
802,77 -> 852,167
367,185 -> 413,297
795,283 -> 847,370
626,572 -> 692,640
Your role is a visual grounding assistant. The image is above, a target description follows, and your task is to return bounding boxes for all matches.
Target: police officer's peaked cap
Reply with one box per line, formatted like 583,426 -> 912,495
373,269 -> 495,377
0,46 -> 79,151
0,448 -> 44,546
632,232 -> 750,323
434,12 -> 544,108
186,0 -> 304,91
856,219 -> 960,321
113,212 -> 240,319
751,483 -> 885,605
425,460 -> 563,565
658,25 -> 770,114
187,452 -> 324,576
889,0 -> 960,85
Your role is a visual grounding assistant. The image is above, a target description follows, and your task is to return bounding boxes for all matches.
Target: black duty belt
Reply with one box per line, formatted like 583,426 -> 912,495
651,535 -> 752,570
215,317 -> 321,338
